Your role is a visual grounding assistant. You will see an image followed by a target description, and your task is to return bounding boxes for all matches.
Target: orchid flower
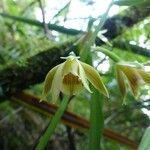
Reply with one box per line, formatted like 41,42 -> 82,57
43,54 -> 109,102
116,61 -> 150,100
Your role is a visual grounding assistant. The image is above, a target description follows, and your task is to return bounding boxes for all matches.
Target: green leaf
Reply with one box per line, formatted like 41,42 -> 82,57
114,0 -> 150,7
36,96 -> 70,150
89,89 -> 104,150
138,127 -> 150,150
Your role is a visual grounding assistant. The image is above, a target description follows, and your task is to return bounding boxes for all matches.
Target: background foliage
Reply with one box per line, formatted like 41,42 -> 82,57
0,0 -> 149,150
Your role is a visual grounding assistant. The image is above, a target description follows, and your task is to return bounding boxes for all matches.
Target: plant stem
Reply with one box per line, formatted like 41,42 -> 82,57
35,96 -> 70,150
95,47 -> 121,63
66,126 -> 76,150
89,89 -> 104,150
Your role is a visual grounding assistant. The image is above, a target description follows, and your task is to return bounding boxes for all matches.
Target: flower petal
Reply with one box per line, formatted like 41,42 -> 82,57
78,62 -> 92,93
50,63 -> 64,102
43,65 -> 59,97
121,66 -> 141,96
138,69 -> 150,84
62,58 -> 79,76
80,62 -> 109,97
116,67 -> 126,98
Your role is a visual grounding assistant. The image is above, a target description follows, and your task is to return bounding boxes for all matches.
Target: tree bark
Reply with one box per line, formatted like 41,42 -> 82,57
96,6 -> 150,45
0,41 -> 74,98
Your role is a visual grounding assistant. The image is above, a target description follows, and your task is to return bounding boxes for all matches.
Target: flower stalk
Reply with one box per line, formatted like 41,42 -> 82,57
36,96 -> 70,150
94,46 -> 121,62
89,89 -> 104,150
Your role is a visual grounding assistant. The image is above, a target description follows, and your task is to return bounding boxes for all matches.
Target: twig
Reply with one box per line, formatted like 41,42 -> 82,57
38,0 -> 48,35
96,57 -> 107,69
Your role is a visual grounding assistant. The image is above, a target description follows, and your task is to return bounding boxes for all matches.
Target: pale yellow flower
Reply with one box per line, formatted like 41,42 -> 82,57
116,62 -> 150,100
43,55 -> 109,102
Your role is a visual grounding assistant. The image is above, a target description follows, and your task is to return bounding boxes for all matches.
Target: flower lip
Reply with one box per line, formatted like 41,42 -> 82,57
63,73 -> 82,85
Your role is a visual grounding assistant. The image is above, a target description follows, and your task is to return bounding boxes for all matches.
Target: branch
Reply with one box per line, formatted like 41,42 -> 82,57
0,13 -> 83,35
102,7 -> 150,40
113,40 -> 150,57
11,91 -> 138,149
38,0 -> 48,35
95,7 -> 150,45
1,6 -> 150,37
